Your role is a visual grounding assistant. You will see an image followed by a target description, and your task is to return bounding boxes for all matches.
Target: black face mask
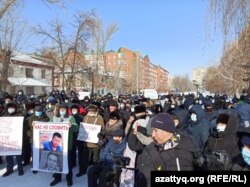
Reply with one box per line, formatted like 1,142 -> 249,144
213,130 -> 225,138
205,106 -> 213,112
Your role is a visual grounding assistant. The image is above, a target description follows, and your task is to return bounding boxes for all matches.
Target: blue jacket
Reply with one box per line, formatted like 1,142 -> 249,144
99,138 -> 126,167
43,141 -> 62,152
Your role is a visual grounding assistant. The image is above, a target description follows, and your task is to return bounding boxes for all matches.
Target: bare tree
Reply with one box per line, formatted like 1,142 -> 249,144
204,35 -> 248,95
0,0 -> 65,20
171,74 -> 193,93
0,3 -> 28,92
207,0 -> 250,94
207,0 -> 250,42
90,15 -> 118,94
35,11 -> 96,91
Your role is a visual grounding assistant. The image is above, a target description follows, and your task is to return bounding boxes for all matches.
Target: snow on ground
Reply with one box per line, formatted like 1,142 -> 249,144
0,159 -> 88,187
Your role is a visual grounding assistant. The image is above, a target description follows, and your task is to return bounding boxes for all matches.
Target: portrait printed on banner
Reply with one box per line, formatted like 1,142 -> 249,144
39,150 -> 63,172
39,131 -> 63,152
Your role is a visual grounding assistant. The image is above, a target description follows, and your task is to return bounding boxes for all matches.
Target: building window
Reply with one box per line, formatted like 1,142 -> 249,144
9,86 -> 16,95
8,68 -> 14,77
26,68 -> 33,78
42,87 -> 46,94
41,69 -> 46,79
26,86 -> 34,95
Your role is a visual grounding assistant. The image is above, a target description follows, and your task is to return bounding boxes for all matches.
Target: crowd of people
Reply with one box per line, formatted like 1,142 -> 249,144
0,89 -> 250,186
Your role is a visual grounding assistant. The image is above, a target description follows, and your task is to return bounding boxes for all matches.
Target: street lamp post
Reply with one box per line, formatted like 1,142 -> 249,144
88,67 -> 94,98
193,80 -> 199,96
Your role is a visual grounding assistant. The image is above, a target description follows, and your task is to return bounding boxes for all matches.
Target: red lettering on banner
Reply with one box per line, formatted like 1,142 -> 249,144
49,125 -> 69,131
35,124 -> 43,129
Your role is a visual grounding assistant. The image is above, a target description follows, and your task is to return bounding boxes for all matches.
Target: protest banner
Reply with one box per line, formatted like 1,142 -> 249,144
77,122 -> 101,143
0,117 -> 24,156
32,121 -> 69,174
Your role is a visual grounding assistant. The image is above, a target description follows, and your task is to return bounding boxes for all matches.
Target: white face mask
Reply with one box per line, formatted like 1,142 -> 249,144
8,108 -> 15,114
88,112 -> 95,117
191,113 -> 197,122
216,125 -> 226,132
72,110 -> 78,115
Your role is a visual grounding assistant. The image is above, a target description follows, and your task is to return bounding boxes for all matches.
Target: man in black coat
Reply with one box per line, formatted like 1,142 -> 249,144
128,113 -> 195,187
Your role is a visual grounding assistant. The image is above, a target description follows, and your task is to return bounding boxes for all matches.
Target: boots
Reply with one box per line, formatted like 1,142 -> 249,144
2,170 -> 13,177
50,174 -> 62,186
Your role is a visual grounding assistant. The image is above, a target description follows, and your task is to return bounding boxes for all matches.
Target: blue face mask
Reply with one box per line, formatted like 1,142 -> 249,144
35,111 -> 43,117
60,111 -> 66,117
241,147 -> 250,166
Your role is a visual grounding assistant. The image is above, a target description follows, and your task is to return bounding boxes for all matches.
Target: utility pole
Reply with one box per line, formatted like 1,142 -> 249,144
89,67 -> 94,98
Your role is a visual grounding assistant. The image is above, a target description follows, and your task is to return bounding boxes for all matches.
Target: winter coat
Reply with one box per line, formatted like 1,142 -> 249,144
235,102 -> 250,127
231,126 -> 250,171
102,119 -> 123,141
170,108 -> 189,131
202,114 -> 240,170
52,115 -> 78,151
83,113 -> 105,148
186,105 -> 215,153
27,113 -> 50,143
99,138 -> 126,167
129,133 -> 195,187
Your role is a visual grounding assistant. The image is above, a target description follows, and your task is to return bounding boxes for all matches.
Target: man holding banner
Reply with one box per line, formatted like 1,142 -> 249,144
1,102 -> 24,177
76,104 -> 105,177
28,104 -> 50,174
49,103 -> 78,186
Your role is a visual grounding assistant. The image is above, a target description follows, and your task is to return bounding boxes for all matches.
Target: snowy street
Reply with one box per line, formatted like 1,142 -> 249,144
0,160 -> 88,187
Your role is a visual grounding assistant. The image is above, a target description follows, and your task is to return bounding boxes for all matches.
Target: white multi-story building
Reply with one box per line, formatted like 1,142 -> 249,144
192,67 -> 207,88
3,52 -> 54,95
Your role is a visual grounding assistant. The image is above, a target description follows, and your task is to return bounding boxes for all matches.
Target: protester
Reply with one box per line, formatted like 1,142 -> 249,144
2,102 -> 24,177
129,113 -> 195,187
49,103 -> 78,186
87,129 -> 126,187
76,104 -> 104,177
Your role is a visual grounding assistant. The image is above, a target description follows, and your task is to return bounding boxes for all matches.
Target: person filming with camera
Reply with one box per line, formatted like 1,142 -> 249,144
87,129 -> 127,187
195,113 -> 240,170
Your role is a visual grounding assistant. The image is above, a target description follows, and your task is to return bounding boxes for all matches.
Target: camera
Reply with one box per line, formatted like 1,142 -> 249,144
137,126 -> 148,135
113,155 -> 131,168
97,132 -> 107,147
195,150 -> 231,170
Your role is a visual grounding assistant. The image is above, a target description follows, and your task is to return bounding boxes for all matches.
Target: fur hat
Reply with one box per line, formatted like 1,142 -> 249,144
88,104 -> 98,111
71,104 -> 79,110
35,105 -> 43,112
134,105 -> 146,114
59,103 -> 68,109
5,95 -> 13,101
108,100 -> 118,108
25,102 -> 36,110
6,102 -> 17,109
216,114 -> 229,124
109,112 -> 120,120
